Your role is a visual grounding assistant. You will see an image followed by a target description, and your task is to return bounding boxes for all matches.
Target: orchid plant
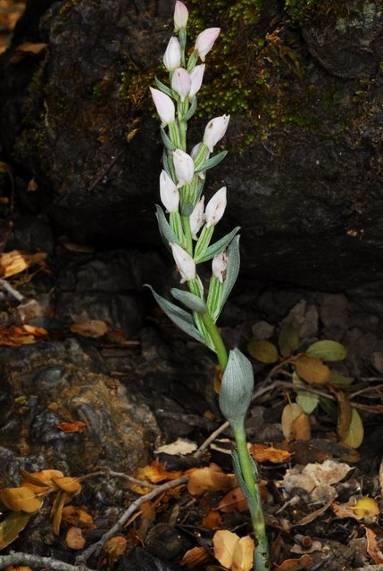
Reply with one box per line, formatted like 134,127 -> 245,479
148,3 -> 270,569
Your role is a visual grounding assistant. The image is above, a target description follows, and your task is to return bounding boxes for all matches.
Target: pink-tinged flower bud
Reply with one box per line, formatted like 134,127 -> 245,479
203,115 -> 230,152
171,68 -> 191,101
189,64 -> 205,98
190,197 -> 205,239
160,170 -> 179,212
163,37 -> 181,71
150,87 -> 175,125
174,1 -> 189,31
170,243 -> 196,282
173,149 -> 194,186
194,27 -> 220,61
212,251 -> 228,283
205,186 -> 227,227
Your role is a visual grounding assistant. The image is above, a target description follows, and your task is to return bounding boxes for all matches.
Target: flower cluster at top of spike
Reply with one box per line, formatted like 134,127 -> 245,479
149,0 -> 240,348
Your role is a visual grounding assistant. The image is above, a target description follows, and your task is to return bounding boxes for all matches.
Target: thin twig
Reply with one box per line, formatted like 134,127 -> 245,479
0,552 -> 94,571
79,469 -> 157,489
0,278 -> 24,301
76,476 -> 188,564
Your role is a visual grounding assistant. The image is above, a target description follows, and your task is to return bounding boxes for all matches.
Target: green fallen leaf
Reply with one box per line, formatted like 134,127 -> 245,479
306,340 -> 347,361
297,391 -> 319,414
0,512 -> 31,550
247,339 -> 279,364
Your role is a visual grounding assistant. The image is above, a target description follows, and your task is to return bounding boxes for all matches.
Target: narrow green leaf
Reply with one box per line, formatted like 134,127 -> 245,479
306,340 -> 347,361
160,127 -> 176,151
155,205 -> 178,247
219,235 -> 240,314
195,227 -> 240,263
207,275 -> 223,322
145,285 -> 207,345
330,370 -> 354,386
171,288 -> 206,313
194,150 -> 228,173
154,76 -> 174,98
184,95 -> 197,121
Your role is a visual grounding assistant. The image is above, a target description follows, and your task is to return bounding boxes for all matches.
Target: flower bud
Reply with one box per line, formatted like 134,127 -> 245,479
170,243 -> 196,282
219,349 -> 254,425
194,27 -> 220,61
203,115 -> 230,152
189,64 -> 205,98
163,37 -> 181,71
174,1 -> 189,31
173,149 -> 194,186
190,197 -> 205,239
171,68 -> 191,101
160,170 -> 179,212
212,251 -> 228,283
205,186 -> 227,227
150,87 -> 175,126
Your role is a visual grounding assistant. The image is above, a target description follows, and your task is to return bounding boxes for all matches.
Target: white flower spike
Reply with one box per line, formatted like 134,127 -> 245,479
160,170 -> 179,212
170,243 -> 196,282
195,28 -> 220,61
189,64 -> 205,98
203,115 -> 230,152
174,1 -> 189,31
190,197 -> 205,239
173,149 -> 194,186
171,68 -> 191,101
150,87 -> 175,126
163,37 -> 182,71
205,186 -> 227,227
212,251 -> 228,283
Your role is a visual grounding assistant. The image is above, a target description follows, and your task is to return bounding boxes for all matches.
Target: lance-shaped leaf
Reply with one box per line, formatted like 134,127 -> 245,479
184,96 -> 197,121
155,205 -> 178,247
161,127 -> 176,151
194,150 -> 228,173
214,235 -> 240,318
171,288 -> 207,313
154,76 -> 174,99
145,285 -> 207,346
196,226 -> 240,263
219,348 -> 254,425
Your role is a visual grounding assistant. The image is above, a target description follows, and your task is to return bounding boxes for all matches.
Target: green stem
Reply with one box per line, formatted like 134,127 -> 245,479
200,311 -> 228,370
233,421 -> 270,571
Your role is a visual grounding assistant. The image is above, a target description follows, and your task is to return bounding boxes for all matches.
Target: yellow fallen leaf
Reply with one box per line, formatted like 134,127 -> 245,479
353,497 -> 380,520
70,320 -> 109,338
53,477 -> 81,494
232,536 -> 255,571
0,487 -> 42,513
136,462 -> 182,485
341,408 -> 364,449
65,526 -> 86,550
62,506 -> 94,528
250,444 -> 291,464
186,464 -> 235,496
103,536 -> 128,561
0,251 -> 47,278
213,530 -> 254,571
295,355 -> 330,385
281,403 -> 311,442
21,469 -> 64,492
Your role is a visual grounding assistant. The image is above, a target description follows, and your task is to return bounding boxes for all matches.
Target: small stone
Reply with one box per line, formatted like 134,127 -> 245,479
251,320 -> 274,340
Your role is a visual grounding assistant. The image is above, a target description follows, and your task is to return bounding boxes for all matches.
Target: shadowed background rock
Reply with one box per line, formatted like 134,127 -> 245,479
0,0 -> 383,289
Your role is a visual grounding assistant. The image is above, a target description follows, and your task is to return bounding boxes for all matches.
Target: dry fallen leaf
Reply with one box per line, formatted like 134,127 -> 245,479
0,513 -> 31,551
274,554 -> 313,570
136,461 -> 182,485
332,497 -> 380,523
181,546 -> 210,569
62,506 -> 94,528
218,487 -> 248,513
0,325 -> 48,347
0,251 -> 47,278
70,320 -> 109,338
281,403 -> 311,442
0,487 -> 42,513
365,527 -> 383,564
10,42 -> 47,63
57,421 -> 87,433
213,530 -> 254,571
250,444 -> 291,464
187,464 -> 235,496
295,355 -> 330,385
65,527 -> 86,550
52,491 -> 70,536
21,469 -> 65,492
103,536 -> 128,561
201,510 -> 223,529
53,477 -> 81,495
155,438 -> 197,456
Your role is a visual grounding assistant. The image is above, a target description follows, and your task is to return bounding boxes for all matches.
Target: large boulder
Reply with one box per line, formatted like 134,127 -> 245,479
1,0 -> 383,289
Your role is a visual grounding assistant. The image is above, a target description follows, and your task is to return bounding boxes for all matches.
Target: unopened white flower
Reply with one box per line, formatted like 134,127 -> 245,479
160,170 -> 179,212
173,149 -> 194,186
212,251 -> 228,283
174,0 -> 189,31
170,243 -> 196,282
171,68 -> 191,101
150,87 -> 175,125
195,27 -> 220,61
191,143 -> 202,160
163,37 -> 181,71
189,64 -> 205,98
203,115 -> 230,152
190,197 -> 205,239
205,186 -> 227,227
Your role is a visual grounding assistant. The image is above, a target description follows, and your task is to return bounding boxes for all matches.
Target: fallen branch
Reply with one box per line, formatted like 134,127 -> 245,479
0,552 -> 94,571
76,476 -> 188,564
